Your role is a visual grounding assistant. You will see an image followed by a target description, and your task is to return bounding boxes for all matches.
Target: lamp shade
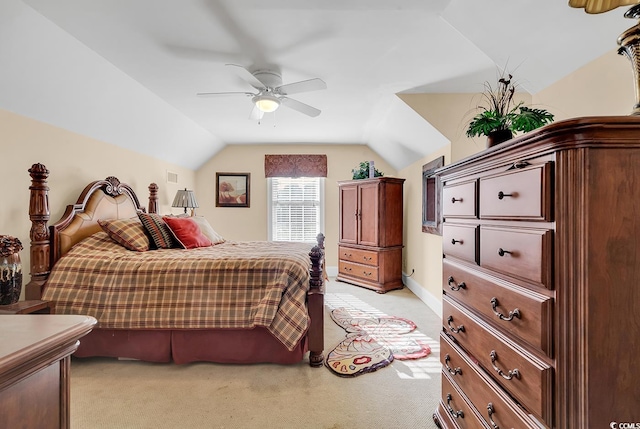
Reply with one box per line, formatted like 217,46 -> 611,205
253,94 -> 280,113
172,189 -> 199,214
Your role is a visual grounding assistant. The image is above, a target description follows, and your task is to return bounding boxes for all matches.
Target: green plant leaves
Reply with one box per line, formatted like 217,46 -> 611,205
352,161 -> 383,179
511,106 -> 555,133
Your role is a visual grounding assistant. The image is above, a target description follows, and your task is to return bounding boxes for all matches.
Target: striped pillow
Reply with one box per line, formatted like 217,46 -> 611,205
138,213 -> 175,249
98,218 -> 150,252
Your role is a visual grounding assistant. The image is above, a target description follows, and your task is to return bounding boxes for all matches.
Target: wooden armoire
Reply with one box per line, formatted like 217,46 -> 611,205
336,177 -> 405,293
433,116 -> 640,428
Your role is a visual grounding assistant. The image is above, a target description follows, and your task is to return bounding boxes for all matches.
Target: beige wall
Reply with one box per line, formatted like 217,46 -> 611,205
0,108 -> 195,297
396,48 -> 634,310
194,144 -> 398,269
534,49 -> 633,118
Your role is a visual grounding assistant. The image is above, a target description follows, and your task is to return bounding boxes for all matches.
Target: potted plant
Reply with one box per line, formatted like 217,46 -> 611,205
352,161 -> 383,179
466,73 -> 555,148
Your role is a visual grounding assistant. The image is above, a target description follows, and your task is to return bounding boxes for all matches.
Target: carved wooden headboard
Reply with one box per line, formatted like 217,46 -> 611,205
26,163 -> 158,299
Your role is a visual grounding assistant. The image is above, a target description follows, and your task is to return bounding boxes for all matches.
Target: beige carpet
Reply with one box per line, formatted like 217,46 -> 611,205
70,278 -> 442,429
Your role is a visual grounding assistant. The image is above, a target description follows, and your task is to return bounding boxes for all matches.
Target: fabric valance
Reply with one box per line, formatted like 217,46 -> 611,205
264,154 -> 327,178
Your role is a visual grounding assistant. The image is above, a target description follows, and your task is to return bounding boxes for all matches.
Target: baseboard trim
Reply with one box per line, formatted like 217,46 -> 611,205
402,272 -> 442,318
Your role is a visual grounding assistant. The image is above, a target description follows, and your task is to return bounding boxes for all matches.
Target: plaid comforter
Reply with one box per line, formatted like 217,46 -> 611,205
42,232 -> 313,350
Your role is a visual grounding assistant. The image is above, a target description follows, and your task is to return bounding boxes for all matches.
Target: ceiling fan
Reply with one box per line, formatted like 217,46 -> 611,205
197,64 -> 327,119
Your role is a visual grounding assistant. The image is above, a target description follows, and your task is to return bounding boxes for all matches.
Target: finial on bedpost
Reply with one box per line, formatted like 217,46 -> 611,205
309,233 -> 325,291
26,163 -> 51,300
148,183 -> 159,214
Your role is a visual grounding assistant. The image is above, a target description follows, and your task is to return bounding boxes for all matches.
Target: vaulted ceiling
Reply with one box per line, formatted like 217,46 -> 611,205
1,0 -> 633,170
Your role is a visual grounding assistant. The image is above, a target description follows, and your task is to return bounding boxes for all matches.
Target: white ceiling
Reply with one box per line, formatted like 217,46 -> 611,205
1,0 -> 633,170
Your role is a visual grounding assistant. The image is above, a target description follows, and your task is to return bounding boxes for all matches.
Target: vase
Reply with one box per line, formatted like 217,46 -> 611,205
486,129 -> 513,148
0,253 -> 22,305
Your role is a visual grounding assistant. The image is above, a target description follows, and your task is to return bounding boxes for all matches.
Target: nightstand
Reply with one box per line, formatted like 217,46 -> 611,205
0,300 -> 55,314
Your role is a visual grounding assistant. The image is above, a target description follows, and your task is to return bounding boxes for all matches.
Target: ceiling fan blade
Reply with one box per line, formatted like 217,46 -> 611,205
197,91 -> 255,97
280,97 -> 321,117
226,64 -> 266,90
276,78 -> 327,96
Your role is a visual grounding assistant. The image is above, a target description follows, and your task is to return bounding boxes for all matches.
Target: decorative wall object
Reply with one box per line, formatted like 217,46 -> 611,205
422,156 -> 444,235
216,173 -> 250,207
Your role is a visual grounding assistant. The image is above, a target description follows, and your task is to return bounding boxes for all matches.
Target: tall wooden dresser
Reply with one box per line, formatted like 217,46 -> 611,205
336,177 -> 405,293
433,116 -> 640,428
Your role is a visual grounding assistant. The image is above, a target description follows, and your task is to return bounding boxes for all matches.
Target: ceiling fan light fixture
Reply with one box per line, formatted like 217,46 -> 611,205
253,94 -> 280,113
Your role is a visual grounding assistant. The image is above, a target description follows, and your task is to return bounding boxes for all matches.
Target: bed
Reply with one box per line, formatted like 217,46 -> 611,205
24,163 -> 325,367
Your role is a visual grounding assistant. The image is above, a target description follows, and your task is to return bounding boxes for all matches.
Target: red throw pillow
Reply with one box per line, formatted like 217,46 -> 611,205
163,216 -> 213,249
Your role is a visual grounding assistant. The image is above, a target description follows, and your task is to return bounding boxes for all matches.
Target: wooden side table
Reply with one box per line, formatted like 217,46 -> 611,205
0,315 -> 96,429
0,300 -> 55,314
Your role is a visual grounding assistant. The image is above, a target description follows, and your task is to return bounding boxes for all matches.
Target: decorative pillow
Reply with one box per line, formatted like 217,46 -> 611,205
98,218 -> 150,252
138,213 -> 176,249
189,216 -> 225,245
163,216 -> 213,249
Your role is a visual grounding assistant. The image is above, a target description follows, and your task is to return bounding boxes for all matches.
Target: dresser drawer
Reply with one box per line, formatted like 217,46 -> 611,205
441,333 -> 545,429
443,181 -> 477,218
443,296 -> 553,423
480,226 -> 552,289
479,163 -> 552,221
339,260 -> 378,282
443,260 -> 553,356
338,246 -> 378,266
441,371 -> 489,429
443,224 -> 479,264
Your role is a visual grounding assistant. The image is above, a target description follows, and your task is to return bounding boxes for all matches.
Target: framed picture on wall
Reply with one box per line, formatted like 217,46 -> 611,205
422,156 -> 444,235
216,172 -> 250,207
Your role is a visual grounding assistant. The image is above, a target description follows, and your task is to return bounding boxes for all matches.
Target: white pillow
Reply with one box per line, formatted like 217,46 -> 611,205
189,216 -> 225,245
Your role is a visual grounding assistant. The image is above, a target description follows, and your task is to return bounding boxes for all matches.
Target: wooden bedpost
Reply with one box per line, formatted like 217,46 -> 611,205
148,183 -> 159,214
26,163 -> 51,300
308,233 -> 325,367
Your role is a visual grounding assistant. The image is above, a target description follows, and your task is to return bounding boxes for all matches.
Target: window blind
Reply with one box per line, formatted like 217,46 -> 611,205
268,177 -> 324,242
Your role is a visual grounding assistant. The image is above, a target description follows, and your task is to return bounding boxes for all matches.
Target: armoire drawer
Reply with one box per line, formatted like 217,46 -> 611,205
443,224 -> 479,264
441,371 -> 489,429
480,226 -> 553,289
338,246 -> 378,266
479,163 -> 552,221
441,333 -> 545,429
443,260 -> 553,356
443,181 -> 477,218
442,296 -> 553,423
339,260 -> 378,282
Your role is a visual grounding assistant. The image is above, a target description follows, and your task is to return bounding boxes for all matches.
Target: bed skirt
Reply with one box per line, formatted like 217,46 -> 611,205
73,328 -> 309,365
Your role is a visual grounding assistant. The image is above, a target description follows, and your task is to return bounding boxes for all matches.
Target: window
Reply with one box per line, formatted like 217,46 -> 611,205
268,177 -> 325,242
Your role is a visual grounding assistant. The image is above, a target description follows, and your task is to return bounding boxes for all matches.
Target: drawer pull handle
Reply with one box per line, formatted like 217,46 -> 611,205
363,256 -> 372,261
344,266 -> 352,272
490,297 -> 521,321
363,271 -> 372,277
451,197 -> 463,203
344,253 -> 352,257
446,394 -> 464,419
509,160 -> 531,170
447,315 -> 465,334
451,239 -> 463,245
447,276 -> 466,291
497,191 -> 514,200
444,354 -> 462,376
490,350 -> 520,380
497,248 -> 512,257
487,403 -> 500,429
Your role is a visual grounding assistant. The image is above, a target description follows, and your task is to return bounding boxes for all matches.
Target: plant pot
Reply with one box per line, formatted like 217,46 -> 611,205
486,129 -> 513,148
0,253 -> 22,305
